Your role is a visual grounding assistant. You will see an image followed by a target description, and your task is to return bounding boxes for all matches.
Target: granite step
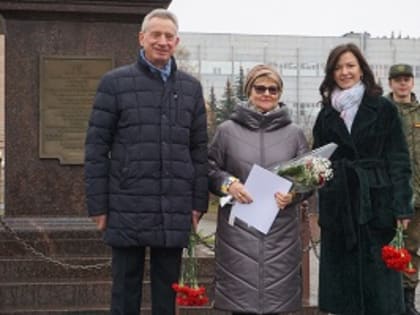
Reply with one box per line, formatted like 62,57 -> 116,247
0,281 -> 112,309
0,257 -> 110,282
0,306 -> 113,315
0,278 -> 215,309
0,217 -> 110,258
0,256 -> 214,281
1,305 -> 326,315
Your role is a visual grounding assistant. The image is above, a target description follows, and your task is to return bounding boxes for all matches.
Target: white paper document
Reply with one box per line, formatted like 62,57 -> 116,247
312,142 -> 337,159
228,164 -> 293,234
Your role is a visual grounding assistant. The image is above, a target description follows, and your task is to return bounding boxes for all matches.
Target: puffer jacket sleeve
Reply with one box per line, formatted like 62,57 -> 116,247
190,84 -> 209,213
208,125 -> 232,196
84,73 -> 118,217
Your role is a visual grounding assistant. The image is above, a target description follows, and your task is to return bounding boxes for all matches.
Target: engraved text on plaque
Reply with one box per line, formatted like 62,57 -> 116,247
39,56 -> 113,164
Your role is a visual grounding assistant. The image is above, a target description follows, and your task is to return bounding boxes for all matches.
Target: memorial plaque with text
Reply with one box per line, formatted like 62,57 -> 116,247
39,56 -> 113,164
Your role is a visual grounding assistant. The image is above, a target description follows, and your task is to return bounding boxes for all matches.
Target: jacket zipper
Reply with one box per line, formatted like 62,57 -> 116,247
259,128 -> 265,312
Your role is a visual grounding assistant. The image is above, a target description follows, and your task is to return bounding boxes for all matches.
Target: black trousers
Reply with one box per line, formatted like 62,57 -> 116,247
110,246 -> 183,315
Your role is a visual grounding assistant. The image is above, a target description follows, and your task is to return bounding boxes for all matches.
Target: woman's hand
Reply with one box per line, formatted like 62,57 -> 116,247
228,181 -> 253,204
397,218 -> 411,230
275,191 -> 294,210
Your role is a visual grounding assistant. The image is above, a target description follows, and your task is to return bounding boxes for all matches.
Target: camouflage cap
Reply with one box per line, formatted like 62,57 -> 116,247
388,64 -> 414,79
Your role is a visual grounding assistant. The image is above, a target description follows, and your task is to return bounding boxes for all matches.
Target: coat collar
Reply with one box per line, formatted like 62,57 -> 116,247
230,102 -> 292,131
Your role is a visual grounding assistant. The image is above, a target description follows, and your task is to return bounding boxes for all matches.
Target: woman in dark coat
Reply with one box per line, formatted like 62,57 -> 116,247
312,43 -> 414,315
208,65 -> 309,315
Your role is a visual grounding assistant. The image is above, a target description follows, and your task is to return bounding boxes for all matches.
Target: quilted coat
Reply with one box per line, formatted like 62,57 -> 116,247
313,94 -> 413,315
208,103 -> 309,314
84,55 -> 208,248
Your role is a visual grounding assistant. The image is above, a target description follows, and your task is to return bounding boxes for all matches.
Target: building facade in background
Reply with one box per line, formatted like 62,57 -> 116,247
177,32 -> 420,128
0,33 -> 419,143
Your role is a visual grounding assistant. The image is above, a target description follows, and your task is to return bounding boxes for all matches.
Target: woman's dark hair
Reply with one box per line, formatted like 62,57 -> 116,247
319,43 -> 383,105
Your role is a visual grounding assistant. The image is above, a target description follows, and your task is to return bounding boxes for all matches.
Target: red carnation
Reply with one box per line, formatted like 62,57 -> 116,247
172,232 -> 209,307
381,224 -> 416,274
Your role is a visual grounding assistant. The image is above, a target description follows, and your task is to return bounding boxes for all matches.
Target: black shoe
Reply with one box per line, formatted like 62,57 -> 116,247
404,288 -> 420,315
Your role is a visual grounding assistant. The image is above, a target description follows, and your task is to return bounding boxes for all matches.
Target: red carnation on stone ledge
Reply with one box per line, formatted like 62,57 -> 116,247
172,232 -> 209,306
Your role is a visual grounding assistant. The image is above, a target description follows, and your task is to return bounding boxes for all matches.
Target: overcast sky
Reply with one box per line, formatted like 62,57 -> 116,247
168,0 -> 420,38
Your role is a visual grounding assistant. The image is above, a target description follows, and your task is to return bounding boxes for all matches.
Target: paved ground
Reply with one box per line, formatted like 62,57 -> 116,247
198,213 -> 420,310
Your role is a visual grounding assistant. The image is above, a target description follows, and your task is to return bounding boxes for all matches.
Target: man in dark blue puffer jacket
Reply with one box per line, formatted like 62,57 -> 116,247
84,8 -> 208,315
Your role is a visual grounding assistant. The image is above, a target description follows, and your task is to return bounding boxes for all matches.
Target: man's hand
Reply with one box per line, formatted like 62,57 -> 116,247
192,210 -> 203,232
91,214 -> 107,231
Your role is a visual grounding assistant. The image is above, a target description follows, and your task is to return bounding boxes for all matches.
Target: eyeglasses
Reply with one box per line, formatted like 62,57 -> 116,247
253,85 -> 279,95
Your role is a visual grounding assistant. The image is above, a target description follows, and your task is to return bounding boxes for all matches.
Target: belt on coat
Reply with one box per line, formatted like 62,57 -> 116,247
338,158 -> 389,250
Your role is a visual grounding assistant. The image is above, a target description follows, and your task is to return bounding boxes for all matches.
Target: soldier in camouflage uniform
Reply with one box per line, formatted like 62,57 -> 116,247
387,63 -> 420,315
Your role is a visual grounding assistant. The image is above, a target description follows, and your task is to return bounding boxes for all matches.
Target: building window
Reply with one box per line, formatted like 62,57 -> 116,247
213,67 -> 222,75
415,66 -> 420,77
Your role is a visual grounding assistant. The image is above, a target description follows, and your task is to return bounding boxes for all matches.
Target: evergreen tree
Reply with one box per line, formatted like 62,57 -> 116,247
208,86 -> 217,112
216,79 -> 236,125
235,66 -> 247,101
207,86 -> 217,139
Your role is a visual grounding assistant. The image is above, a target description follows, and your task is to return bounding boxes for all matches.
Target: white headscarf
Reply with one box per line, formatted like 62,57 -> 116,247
331,81 -> 366,133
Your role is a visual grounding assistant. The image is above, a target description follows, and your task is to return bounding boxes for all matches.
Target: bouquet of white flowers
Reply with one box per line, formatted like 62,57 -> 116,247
273,143 -> 336,192
219,143 -> 337,208
275,156 -> 333,192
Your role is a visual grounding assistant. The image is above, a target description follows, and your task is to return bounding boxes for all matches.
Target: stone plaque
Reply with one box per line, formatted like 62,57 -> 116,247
39,56 -> 113,164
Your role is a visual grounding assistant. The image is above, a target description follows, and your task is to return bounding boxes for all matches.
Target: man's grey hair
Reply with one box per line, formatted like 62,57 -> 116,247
141,8 -> 179,33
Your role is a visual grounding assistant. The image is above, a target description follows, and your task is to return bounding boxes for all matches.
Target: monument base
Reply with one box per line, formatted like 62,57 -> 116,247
0,217 -> 112,314
0,217 -> 326,314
